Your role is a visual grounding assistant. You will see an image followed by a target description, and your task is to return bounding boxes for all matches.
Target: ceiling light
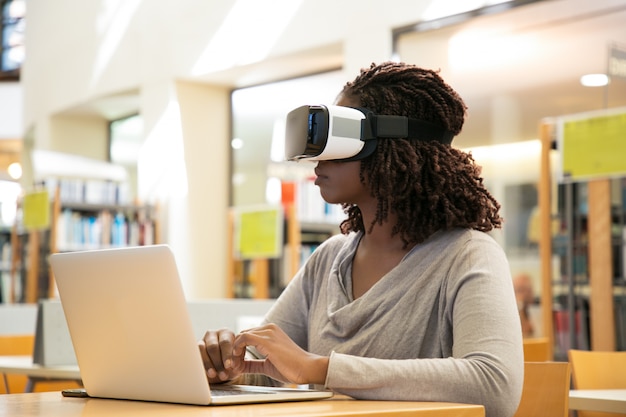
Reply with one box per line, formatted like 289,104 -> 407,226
8,162 -> 22,179
580,73 -> 609,87
231,138 -> 244,150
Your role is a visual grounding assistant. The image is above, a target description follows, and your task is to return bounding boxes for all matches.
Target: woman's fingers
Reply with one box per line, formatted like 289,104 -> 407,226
199,324 -> 327,385
234,324 -> 318,384
200,329 -> 236,382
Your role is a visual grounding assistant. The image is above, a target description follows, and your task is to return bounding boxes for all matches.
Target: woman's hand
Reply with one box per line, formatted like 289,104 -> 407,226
198,328 -> 246,383
234,323 -> 329,385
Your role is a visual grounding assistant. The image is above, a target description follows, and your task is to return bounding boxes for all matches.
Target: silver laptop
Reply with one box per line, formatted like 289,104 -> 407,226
50,244 -> 332,405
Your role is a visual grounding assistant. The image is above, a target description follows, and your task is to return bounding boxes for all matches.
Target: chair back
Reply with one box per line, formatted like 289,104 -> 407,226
568,349 -> 626,417
0,334 -> 81,394
513,361 -> 570,417
523,337 -> 551,361
0,335 -> 34,394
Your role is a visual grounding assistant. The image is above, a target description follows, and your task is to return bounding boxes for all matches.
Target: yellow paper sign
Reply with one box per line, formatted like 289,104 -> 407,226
23,190 -> 50,230
235,206 -> 283,259
560,109 -> 626,181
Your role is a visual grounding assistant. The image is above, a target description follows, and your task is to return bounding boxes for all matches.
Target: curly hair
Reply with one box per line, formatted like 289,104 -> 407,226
338,62 -> 502,246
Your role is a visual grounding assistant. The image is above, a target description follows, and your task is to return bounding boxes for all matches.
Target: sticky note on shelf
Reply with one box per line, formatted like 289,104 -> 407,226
560,108 -> 626,181
23,190 -> 50,230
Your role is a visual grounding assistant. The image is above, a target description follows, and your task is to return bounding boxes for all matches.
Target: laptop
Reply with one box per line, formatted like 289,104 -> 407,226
49,244 -> 333,405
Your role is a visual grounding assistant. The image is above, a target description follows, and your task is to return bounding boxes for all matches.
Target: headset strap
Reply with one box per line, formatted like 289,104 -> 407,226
361,113 -> 454,145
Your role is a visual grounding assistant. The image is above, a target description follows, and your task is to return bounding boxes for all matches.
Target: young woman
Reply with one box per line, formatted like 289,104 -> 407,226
199,62 -> 524,417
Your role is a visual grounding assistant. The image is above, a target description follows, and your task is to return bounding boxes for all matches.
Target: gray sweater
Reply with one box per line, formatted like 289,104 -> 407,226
264,228 -> 524,417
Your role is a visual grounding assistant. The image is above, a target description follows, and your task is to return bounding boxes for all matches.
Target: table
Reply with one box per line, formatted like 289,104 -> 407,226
0,355 -> 81,393
569,389 -> 626,414
0,391 -> 485,417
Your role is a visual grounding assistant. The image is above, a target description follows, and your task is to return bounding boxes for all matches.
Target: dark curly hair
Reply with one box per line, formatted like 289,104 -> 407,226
338,62 -> 502,246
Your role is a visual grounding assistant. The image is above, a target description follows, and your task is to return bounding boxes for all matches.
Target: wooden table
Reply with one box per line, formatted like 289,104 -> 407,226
569,389 -> 626,414
0,391 -> 485,417
0,355 -> 81,393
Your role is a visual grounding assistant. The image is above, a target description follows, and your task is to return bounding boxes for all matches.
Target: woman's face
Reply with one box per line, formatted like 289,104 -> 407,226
313,93 -> 371,206
313,159 -> 365,205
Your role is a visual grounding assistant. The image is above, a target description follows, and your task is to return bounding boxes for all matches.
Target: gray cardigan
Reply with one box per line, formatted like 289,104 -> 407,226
264,228 -> 524,417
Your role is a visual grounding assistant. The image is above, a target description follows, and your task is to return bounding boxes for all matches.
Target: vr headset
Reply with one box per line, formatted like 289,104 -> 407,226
284,105 -> 455,162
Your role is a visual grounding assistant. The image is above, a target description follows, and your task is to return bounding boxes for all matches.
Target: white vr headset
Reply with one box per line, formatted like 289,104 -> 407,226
284,105 -> 455,162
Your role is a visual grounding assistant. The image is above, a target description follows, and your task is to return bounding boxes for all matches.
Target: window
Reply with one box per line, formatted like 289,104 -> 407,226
108,113 -> 143,165
1,0 -> 25,79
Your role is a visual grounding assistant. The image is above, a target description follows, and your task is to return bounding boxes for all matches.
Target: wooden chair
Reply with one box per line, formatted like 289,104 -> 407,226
568,349 -> 626,417
513,361 -> 571,417
0,334 -> 80,394
0,335 -> 34,393
523,337 -> 551,361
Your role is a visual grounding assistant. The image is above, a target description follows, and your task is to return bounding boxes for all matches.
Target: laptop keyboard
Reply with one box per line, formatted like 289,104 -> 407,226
211,388 -> 277,396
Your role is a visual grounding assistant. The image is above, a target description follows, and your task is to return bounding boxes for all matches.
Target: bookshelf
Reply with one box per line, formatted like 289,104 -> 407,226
227,180 -> 339,299
0,225 -> 16,303
539,119 -> 626,359
9,178 -> 158,304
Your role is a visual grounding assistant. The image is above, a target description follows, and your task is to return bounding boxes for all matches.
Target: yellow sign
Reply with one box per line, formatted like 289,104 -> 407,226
560,108 -> 626,181
235,206 -> 283,259
23,190 -> 50,230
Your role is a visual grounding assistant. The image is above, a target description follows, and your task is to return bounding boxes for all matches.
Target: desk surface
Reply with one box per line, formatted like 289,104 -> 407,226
0,391 -> 485,417
0,355 -> 81,380
569,389 -> 626,414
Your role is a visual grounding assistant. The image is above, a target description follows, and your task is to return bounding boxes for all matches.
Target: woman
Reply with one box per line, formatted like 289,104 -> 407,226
199,62 -> 524,417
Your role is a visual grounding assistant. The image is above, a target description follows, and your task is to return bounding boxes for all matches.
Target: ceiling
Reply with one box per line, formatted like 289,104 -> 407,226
57,0 -> 626,130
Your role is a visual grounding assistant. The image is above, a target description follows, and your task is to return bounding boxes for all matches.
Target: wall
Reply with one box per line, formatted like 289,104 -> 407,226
175,81 -> 230,297
49,114 -> 108,159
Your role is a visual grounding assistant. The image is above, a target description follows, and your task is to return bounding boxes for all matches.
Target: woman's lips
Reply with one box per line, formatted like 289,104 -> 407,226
314,170 -> 327,186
